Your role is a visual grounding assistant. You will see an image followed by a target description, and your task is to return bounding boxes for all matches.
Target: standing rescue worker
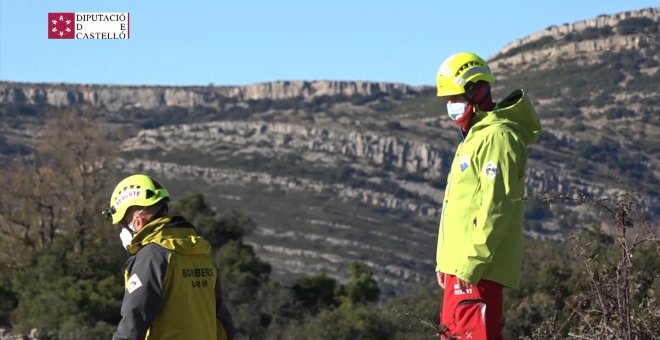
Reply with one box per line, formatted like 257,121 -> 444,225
102,174 -> 234,340
434,52 -> 541,339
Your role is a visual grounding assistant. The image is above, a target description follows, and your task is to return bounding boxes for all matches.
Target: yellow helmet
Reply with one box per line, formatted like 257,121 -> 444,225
102,174 -> 170,224
436,52 -> 495,97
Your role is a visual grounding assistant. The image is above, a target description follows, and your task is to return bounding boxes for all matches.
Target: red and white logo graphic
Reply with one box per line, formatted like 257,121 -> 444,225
48,12 -> 129,40
48,13 -> 75,39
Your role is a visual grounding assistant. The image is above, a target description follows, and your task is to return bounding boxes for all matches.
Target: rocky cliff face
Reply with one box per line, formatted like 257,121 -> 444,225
114,116 -> 652,288
122,120 -> 626,202
0,80 -> 416,111
492,8 -> 660,60
491,7 -> 659,66
124,121 -> 447,178
491,35 -> 653,70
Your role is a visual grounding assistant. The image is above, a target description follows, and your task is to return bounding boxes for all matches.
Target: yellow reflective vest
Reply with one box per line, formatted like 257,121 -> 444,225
114,216 -> 234,340
436,89 -> 541,289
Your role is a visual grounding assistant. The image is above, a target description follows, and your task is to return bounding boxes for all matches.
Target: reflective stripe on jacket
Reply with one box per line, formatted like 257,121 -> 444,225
436,89 -> 541,289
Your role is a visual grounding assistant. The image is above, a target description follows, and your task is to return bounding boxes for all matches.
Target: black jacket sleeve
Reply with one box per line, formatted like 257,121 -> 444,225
113,244 -> 170,340
215,278 -> 235,340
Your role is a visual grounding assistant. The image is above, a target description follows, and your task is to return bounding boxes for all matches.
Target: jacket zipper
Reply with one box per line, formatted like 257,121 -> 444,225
439,196 -> 448,260
439,142 -> 463,261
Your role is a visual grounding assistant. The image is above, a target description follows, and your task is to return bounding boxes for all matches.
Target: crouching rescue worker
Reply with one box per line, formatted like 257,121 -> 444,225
102,174 -> 235,340
434,52 -> 541,339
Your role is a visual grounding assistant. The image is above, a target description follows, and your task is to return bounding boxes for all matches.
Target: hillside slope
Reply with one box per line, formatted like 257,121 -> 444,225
0,7 -> 657,294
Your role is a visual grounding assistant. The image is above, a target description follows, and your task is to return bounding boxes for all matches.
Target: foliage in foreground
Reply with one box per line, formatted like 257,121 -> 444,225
0,112 -> 658,339
1,191 -> 658,339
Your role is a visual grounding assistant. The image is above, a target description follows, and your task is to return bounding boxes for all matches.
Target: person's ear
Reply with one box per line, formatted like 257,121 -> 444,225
133,211 -> 146,231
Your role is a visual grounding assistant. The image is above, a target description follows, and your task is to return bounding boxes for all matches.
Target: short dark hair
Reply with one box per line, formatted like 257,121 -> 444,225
124,201 -> 168,225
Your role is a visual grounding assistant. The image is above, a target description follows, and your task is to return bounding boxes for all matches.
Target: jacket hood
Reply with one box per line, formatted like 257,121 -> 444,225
127,215 -> 211,255
471,89 -> 542,145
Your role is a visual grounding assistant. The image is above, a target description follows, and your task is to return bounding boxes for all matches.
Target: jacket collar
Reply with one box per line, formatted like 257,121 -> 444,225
126,215 -> 195,255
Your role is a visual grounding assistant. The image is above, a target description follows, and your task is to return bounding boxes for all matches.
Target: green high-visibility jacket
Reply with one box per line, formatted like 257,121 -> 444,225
114,216 -> 234,340
435,89 -> 541,289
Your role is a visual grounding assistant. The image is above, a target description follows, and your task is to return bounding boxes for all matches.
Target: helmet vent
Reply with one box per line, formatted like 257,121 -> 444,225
455,61 -> 485,77
151,178 -> 164,190
146,189 -> 155,199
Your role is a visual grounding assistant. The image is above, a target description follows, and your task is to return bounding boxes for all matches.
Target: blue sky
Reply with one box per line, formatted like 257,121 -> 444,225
0,0 -> 656,86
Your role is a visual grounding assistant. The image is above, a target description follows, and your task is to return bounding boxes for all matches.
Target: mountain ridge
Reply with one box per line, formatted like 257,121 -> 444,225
0,80 -> 418,110
1,7 -> 658,293
1,8 -> 657,110
493,7 -> 659,58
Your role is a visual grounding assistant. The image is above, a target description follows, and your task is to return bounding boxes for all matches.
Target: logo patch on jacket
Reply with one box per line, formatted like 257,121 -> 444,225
460,156 -> 469,172
127,273 -> 143,293
484,161 -> 498,179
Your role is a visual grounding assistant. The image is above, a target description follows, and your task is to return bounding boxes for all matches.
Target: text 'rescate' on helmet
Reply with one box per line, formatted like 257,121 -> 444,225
436,52 -> 496,97
102,174 -> 170,225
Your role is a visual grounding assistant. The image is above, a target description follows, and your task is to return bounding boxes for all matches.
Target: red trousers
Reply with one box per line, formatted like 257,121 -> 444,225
440,274 -> 503,340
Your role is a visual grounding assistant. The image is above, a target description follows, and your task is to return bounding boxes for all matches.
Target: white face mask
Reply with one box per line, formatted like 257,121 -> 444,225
119,210 -> 142,250
447,102 -> 468,121
119,227 -> 133,250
